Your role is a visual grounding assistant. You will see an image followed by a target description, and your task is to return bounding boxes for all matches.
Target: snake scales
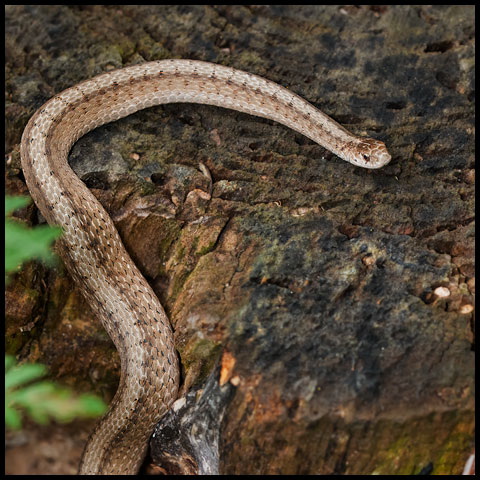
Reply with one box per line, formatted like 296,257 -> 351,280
20,59 -> 391,474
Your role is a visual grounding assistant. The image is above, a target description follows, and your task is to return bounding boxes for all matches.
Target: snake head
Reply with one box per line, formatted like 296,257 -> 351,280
345,138 -> 391,169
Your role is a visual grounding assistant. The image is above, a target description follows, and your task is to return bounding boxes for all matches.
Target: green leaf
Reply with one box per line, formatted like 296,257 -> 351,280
5,361 -> 47,390
5,197 -> 108,430
5,405 -> 22,430
4,195 -> 62,280
5,219 -> 61,272
5,357 -> 108,430
5,354 -> 16,371
5,195 -> 30,216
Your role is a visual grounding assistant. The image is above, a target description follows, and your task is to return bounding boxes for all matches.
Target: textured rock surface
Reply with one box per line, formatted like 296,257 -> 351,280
6,5 -> 474,475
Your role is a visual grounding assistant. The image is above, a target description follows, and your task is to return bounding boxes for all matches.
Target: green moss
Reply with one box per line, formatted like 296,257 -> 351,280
196,241 -> 216,256
191,235 -> 200,253
180,338 -> 222,385
368,412 -> 474,475
137,180 -> 156,196
176,244 -> 186,261
169,269 -> 191,301
153,219 -> 182,275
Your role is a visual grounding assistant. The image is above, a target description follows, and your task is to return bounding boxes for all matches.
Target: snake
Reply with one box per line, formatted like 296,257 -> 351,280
19,59 -> 391,475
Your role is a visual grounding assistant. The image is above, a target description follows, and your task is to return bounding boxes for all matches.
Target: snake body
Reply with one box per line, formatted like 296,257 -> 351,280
20,59 -> 391,474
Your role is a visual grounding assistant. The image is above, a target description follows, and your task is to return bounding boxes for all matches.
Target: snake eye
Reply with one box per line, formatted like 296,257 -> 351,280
363,154 -> 370,162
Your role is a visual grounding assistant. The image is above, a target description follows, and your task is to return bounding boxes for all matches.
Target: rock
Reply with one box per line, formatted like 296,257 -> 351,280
6,5 -> 474,475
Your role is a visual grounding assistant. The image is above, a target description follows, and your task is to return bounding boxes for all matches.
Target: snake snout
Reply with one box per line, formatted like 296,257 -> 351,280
368,145 -> 391,168
376,149 -> 392,167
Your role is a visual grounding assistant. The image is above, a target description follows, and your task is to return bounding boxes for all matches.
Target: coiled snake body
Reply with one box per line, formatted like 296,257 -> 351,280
20,59 -> 391,474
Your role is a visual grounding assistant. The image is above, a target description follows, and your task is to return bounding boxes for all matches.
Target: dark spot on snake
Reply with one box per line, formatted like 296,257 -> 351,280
88,238 -> 99,249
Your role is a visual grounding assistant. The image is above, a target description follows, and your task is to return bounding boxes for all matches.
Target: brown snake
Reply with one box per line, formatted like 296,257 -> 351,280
20,59 -> 391,474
